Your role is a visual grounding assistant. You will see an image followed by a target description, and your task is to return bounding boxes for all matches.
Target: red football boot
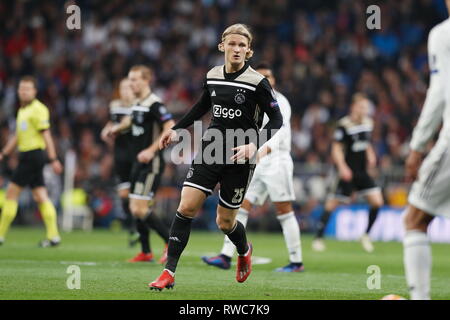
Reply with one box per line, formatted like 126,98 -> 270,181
236,243 -> 252,283
149,269 -> 175,291
128,252 -> 154,262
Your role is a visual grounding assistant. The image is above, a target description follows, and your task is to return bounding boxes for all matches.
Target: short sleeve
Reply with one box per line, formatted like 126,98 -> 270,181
34,105 -> 50,131
150,102 -> 173,125
334,126 -> 345,142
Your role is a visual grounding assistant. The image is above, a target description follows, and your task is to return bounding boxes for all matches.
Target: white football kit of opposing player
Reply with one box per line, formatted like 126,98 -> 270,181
404,18 -> 450,300
221,91 -> 303,266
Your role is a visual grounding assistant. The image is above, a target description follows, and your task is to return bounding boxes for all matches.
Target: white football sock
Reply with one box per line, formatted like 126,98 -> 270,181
403,230 -> 431,300
221,207 -> 249,258
277,211 -> 303,263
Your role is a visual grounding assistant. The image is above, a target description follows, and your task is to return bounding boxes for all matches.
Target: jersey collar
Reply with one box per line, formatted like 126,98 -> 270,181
223,62 -> 249,81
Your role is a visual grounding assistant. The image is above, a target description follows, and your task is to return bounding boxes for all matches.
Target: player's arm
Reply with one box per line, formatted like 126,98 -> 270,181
42,129 -> 63,174
110,116 -> 132,136
138,119 -> 175,163
331,140 -> 352,182
366,144 -> 377,169
0,135 -> 17,161
101,121 -> 114,142
160,88 -> 211,149
231,78 -> 283,162
406,28 -> 446,181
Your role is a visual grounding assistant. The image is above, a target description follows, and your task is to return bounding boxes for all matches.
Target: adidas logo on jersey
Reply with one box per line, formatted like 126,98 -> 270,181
211,90 -> 216,97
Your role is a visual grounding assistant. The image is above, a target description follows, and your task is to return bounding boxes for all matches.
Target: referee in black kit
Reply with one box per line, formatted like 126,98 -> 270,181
149,23 -> 283,290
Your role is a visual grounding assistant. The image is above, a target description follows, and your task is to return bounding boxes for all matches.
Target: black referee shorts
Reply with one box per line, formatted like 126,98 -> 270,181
11,149 -> 47,188
330,171 -> 379,202
184,161 -> 256,210
129,157 -> 164,201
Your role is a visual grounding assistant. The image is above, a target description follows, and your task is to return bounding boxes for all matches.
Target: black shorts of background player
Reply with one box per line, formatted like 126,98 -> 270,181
101,78 -> 138,247
149,23 -> 283,290
111,66 -> 175,263
312,93 -> 384,253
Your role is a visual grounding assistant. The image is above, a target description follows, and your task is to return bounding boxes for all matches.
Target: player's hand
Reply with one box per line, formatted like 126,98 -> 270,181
230,143 -> 257,163
101,128 -> 113,143
51,160 -> 63,175
405,150 -> 423,182
159,129 -> 177,150
339,165 -> 353,182
137,149 -> 155,164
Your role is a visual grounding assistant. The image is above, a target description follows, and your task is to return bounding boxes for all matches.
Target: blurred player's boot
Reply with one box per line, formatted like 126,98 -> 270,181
312,238 -> 326,252
0,237 -> 4,246
158,244 -> 168,264
38,237 -> 61,248
236,243 -> 252,283
201,254 -> 231,270
275,262 -> 305,272
149,269 -> 175,291
360,233 -> 374,253
128,252 -> 154,262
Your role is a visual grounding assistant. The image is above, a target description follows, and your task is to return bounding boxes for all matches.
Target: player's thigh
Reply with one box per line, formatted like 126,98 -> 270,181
261,158 -> 295,206
129,163 -> 161,216
244,167 -> 268,206
354,172 -> 381,204
219,163 -> 255,210
177,186 -> 207,218
11,150 -> 44,189
115,157 -> 132,195
328,176 -> 353,204
5,182 -> 23,200
408,147 -> 450,218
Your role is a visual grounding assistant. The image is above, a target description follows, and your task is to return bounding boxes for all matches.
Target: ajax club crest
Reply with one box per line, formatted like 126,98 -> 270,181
234,88 -> 246,104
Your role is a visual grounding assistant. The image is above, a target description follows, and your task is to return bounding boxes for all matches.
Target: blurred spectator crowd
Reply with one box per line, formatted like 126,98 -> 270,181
0,0 -> 447,230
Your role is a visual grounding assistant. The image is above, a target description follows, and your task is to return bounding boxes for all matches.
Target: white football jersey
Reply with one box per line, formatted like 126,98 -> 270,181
410,18 -> 450,152
260,90 -> 292,156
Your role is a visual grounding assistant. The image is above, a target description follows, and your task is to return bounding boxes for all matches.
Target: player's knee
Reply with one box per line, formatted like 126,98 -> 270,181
129,203 -> 146,218
274,202 -> 293,215
404,206 -> 429,231
216,216 -> 234,233
177,202 -> 198,217
32,192 -> 49,204
118,189 -> 129,199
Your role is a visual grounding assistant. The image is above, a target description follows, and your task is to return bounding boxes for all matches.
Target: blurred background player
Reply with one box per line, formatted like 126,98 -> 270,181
403,0 -> 450,300
111,65 -> 174,263
0,76 -> 63,247
312,93 -> 383,253
202,63 -> 304,272
101,78 -> 139,247
150,24 -> 283,291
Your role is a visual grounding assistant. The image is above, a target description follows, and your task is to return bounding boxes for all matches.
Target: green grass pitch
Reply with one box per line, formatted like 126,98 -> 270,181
1,227 -> 449,300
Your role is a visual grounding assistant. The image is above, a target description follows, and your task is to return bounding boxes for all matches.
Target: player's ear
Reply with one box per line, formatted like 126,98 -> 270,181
218,42 -> 225,52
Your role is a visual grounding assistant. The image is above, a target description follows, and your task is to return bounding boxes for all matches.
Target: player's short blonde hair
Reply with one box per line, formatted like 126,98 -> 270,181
351,92 -> 369,104
220,24 -> 254,60
129,65 -> 153,81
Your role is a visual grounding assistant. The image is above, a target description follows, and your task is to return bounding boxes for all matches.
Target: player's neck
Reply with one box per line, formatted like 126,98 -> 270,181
225,61 -> 246,74
137,87 -> 151,101
19,99 -> 34,107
